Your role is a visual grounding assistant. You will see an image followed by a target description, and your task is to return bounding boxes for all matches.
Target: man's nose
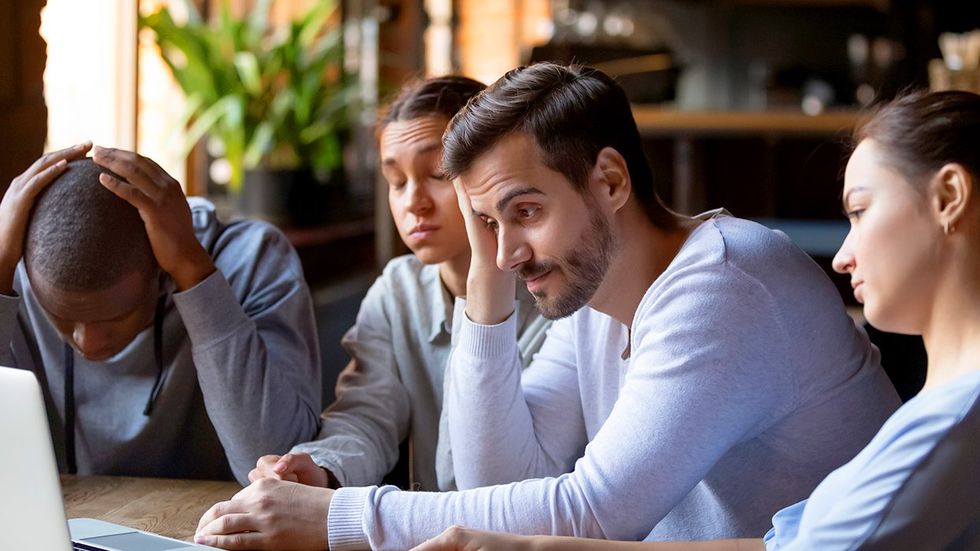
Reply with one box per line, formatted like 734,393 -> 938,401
495,225 -> 532,272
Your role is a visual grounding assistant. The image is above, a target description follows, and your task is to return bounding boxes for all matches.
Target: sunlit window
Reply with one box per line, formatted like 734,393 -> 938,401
456,0 -> 551,84
425,0 -> 453,76
41,0 -> 137,152
42,0 -> 189,189
138,0 -> 193,190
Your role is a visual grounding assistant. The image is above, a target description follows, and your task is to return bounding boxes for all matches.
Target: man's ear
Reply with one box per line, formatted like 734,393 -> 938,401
932,163 -> 973,233
590,147 -> 631,213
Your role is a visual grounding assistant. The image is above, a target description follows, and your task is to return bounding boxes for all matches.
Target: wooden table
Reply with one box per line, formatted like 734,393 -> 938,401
61,475 -> 241,542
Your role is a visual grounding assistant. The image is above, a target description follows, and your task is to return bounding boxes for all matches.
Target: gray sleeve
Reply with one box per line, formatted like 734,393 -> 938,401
173,226 -> 321,484
0,267 -> 40,372
291,277 -> 411,487
0,293 -> 22,367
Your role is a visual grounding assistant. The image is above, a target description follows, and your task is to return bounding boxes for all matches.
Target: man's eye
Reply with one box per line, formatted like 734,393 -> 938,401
518,206 -> 539,219
482,217 -> 499,233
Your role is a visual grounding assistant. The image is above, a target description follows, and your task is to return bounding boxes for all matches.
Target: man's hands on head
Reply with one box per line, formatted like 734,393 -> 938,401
452,179 -> 516,325
250,453 -> 333,488
195,478 -> 333,550
0,142 -> 92,294
92,146 -> 216,291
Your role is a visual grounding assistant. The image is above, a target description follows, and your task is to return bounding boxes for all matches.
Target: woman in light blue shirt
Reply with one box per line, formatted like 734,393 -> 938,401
414,91 -> 980,551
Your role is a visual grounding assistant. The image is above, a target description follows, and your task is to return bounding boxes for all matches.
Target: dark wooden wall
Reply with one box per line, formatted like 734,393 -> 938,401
0,0 -> 47,195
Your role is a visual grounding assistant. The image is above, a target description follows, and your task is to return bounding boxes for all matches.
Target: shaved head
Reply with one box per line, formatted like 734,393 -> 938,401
24,158 -> 156,292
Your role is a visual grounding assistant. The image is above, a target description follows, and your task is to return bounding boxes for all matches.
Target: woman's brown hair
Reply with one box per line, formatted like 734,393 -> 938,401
854,90 -> 980,186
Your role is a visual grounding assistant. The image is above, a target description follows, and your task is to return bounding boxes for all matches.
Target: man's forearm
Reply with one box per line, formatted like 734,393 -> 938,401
447,313 -> 558,489
177,271 -> 321,482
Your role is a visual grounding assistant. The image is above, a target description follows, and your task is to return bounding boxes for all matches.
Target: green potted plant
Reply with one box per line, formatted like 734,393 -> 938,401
141,0 -> 358,226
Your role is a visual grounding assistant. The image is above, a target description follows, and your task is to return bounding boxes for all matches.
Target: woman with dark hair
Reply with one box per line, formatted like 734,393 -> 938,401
413,90 -> 980,550
247,76 -> 551,493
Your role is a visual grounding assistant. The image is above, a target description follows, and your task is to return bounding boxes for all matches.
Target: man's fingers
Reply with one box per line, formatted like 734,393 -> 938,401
196,511 -> 256,537
26,142 -> 91,176
95,145 -> 171,182
247,467 -> 264,483
92,146 -> 167,201
21,160 -> 69,198
452,179 -> 487,235
195,531 -> 265,550
196,499 -> 247,533
99,173 -> 154,210
452,178 -> 473,218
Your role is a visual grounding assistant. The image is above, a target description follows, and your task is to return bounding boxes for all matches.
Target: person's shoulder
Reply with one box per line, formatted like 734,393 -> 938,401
709,214 -> 802,264
700,214 -> 837,302
373,254 -> 441,304
636,215 -> 804,333
854,373 -> 980,471
895,372 -> 980,431
650,214 -> 773,294
380,254 -> 427,280
193,201 -> 293,256
658,213 -> 790,277
378,254 -> 438,290
187,199 -> 303,285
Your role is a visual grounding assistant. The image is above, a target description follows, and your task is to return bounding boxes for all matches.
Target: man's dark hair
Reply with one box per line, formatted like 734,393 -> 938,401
24,158 -> 156,291
442,62 -> 675,228
376,75 -> 486,140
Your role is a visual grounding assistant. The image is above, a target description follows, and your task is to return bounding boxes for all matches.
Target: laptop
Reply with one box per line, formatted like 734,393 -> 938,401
0,366 -> 217,550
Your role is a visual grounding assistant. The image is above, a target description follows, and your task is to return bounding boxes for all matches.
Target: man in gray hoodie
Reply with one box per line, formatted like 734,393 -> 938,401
0,143 -> 321,483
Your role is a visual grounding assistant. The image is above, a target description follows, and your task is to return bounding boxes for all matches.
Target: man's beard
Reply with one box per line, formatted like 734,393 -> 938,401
518,207 -> 615,320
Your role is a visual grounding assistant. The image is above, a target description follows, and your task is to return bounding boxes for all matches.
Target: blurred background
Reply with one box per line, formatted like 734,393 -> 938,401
2,0 -> 978,402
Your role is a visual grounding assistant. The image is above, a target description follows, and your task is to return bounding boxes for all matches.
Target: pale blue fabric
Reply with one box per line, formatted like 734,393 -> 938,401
765,370 -> 980,550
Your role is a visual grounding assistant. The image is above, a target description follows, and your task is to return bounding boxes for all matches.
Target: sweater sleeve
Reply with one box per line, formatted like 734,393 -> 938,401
291,276 -> 411,487
447,312 -> 587,489
328,263 -> 796,550
0,292 -> 21,367
0,266 -> 40,371
174,223 -> 321,484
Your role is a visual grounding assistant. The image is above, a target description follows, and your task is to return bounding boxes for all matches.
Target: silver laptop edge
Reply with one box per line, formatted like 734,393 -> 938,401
0,366 -> 214,550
